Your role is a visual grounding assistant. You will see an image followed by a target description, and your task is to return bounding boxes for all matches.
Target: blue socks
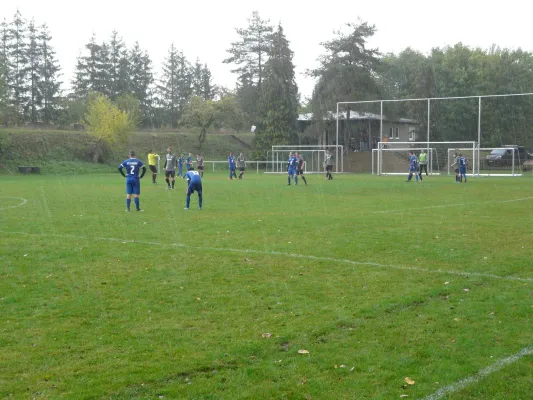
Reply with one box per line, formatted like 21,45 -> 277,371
134,197 -> 140,210
126,198 -> 131,210
186,195 -> 190,208
198,193 -> 202,208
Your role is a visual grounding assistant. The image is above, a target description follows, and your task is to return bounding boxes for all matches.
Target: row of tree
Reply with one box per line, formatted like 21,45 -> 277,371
2,9 -> 533,155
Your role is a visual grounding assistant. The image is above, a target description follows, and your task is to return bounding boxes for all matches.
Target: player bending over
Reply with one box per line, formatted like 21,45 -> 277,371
184,167 -> 203,210
295,152 -> 307,185
118,150 -> 146,211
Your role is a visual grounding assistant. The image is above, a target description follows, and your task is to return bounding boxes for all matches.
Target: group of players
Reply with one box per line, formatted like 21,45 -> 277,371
406,149 -> 468,183
117,147 -> 340,212
118,148 -> 203,211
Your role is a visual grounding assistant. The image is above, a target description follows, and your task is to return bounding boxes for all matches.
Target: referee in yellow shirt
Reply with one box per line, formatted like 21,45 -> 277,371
147,149 -> 159,184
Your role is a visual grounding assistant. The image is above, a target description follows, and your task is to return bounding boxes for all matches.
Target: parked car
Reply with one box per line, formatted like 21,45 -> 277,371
486,146 -> 525,167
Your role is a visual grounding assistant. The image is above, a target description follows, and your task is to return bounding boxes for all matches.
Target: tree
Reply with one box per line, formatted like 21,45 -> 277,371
129,42 -> 154,127
254,24 -> 299,159
0,19 -> 11,125
83,92 -> 134,163
26,19 -> 43,124
224,11 -> 273,88
224,11 -> 273,125
38,23 -> 61,125
181,95 -> 244,149
9,9 -> 29,124
309,20 -> 382,145
72,35 -> 112,98
109,30 -> 129,99
157,44 -> 191,127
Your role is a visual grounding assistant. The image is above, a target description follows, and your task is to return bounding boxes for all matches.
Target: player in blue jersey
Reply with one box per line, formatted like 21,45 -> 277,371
406,151 -> 422,182
458,153 -> 468,182
228,152 -> 237,180
185,153 -> 193,171
184,167 -> 203,210
177,153 -> 185,177
118,150 -> 147,211
287,152 -> 299,185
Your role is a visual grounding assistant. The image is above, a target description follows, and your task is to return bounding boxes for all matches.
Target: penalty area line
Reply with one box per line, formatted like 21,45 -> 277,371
0,196 -> 28,210
418,346 -> 533,400
1,230 -> 533,283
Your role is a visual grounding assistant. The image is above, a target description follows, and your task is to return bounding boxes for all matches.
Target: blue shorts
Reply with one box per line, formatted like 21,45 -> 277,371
187,182 -> 202,195
460,167 -> 466,174
126,179 -> 140,195
409,166 -> 417,173
288,169 -> 295,176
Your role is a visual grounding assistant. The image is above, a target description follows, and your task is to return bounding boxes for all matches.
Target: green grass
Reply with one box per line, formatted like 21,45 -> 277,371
1,172 -> 532,399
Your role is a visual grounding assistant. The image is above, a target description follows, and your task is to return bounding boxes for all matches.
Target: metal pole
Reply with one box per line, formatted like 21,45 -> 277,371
336,103 -> 339,174
427,99 -> 430,144
380,101 -> 383,142
477,97 -> 481,177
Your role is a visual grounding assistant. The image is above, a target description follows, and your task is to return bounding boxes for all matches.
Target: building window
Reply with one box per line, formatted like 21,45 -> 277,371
395,127 -> 400,139
409,130 -> 416,142
389,127 -> 393,139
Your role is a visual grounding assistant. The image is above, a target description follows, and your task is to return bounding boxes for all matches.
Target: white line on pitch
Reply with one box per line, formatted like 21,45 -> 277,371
0,196 -> 28,210
419,346 -> 533,400
2,231 -> 532,283
370,196 -> 533,214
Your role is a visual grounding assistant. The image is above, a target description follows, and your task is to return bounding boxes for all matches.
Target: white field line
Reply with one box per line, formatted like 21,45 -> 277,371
0,196 -> 27,210
1,230 -> 532,283
419,346 -> 533,400
370,196 -> 533,214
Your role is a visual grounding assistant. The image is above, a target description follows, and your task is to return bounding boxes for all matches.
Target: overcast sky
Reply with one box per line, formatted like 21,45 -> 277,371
4,0 -> 532,100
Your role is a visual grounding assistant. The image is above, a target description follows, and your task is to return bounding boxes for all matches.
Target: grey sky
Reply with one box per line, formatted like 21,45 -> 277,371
5,0 -> 532,100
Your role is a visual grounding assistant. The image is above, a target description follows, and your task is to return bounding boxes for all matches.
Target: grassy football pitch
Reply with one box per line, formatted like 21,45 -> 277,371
1,172 -> 532,399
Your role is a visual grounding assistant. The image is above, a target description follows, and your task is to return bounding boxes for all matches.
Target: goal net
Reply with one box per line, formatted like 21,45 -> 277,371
374,141 -> 477,175
448,147 -> 523,176
266,145 -> 343,174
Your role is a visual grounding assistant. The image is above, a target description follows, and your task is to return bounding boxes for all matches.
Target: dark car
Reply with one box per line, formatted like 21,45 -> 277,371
486,146 -> 525,167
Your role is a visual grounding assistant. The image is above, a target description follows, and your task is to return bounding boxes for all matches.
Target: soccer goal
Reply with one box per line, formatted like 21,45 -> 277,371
374,141 -> 477,176
266,145 -> 344,174
447,147 -> 523,177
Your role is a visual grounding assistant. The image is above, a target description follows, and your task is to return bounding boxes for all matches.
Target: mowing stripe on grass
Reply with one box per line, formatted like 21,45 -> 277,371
370,196 -> 533,214
419,346 -> 533,400
2,230 -> 532,283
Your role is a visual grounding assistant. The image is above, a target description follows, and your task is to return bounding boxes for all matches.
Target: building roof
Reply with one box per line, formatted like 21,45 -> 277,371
298,111 -> 417,124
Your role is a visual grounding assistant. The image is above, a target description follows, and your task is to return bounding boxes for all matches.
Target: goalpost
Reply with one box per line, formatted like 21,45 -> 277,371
447,147 -> 523,177
374,141 -> 477,176
266,145 -> 344,174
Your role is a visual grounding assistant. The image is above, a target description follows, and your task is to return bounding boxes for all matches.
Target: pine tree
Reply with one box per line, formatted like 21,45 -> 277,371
0,19 -> 11,125
157,44 -> 191,127
9,9 -> 29,124
72,35 -> 112,98
129,42 -> 154,127
95,42 -> 111,96
254,24 -> 299,159
201,64 -> 215,100
38,23 -> 61,125
224,11 -> 274,125
26,19 -> 43,124
109,30 -> 129,99
191,58 -> 202,97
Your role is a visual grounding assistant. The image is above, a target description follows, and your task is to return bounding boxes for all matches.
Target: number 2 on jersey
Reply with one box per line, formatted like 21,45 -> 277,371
130,165 -> 135,175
